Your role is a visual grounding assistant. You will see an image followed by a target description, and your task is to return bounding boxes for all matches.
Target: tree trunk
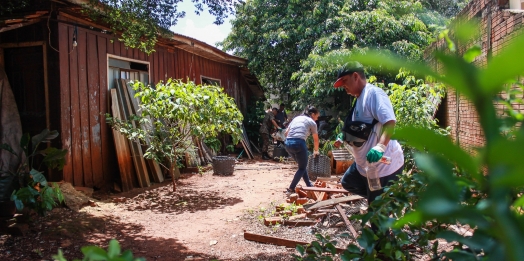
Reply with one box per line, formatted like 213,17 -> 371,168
169,161 -> 176,192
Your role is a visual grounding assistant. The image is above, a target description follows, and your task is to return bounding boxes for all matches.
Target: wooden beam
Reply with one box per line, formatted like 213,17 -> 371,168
303,195 -> 364,210
335,204 -> 359,239
0,41 -> 45,48
299,187 -> 350,193
243,232 -> 347,253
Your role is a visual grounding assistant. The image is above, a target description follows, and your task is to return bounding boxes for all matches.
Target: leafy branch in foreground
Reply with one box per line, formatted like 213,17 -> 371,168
297,22 -> 524,260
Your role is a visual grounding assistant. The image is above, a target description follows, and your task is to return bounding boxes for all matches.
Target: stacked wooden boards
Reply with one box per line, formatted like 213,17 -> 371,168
109,79 -> 164,191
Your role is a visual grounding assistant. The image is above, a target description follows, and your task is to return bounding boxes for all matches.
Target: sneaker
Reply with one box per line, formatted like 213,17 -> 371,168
284,188 -> 294,196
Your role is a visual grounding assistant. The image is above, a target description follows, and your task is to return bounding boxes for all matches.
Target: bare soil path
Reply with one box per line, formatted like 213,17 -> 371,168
1,159 -> 318,261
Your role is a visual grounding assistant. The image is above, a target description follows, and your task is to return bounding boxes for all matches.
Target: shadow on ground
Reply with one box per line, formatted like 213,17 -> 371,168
116,176 -> 243,214
0,207 -> 227,261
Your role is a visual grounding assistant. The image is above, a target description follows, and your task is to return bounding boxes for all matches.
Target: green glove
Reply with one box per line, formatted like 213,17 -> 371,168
366,144 -> 386,163
278,128 -> 283,132
336,132 -> 344,141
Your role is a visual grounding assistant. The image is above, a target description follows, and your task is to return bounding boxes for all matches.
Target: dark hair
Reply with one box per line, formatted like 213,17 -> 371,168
280,103 -> 285,107
272,108 -> 278,112
303,105 -> 319,117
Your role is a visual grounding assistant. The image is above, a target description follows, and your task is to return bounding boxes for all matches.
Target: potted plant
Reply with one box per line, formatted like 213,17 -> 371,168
0,129 -> 67,217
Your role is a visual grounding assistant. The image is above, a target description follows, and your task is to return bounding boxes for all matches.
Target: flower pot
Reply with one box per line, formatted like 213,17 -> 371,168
307,154 -> 331,181
212,156 -> 235,176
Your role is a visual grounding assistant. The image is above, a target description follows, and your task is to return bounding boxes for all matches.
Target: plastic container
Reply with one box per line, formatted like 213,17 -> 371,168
365,156 -> 392,191
366,162 -> 382,191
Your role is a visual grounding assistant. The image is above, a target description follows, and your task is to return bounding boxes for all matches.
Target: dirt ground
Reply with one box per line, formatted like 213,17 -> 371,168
1,158 -> 347,261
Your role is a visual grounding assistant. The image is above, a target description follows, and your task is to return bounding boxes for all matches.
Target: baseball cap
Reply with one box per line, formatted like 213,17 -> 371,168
333,62 -> 364,88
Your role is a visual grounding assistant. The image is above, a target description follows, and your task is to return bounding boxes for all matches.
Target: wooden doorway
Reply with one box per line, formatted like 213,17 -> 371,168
2,44 -> 48,138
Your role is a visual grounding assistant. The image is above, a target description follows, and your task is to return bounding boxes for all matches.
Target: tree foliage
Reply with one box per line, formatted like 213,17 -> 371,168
84,0 -> 240,53
222,0 -> 464,110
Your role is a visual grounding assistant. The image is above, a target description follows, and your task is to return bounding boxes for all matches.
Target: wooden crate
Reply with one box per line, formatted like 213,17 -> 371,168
330,149 -> 354,174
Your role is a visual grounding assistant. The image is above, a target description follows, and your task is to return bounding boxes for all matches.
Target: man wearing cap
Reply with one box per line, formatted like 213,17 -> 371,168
333,62 -> 404,207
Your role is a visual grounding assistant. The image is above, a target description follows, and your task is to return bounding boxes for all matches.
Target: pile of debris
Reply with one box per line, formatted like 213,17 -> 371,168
244,177 -> 368,250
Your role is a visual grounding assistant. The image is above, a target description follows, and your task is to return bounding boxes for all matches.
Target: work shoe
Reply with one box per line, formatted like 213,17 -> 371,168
284,188 -> 294,196
262,154 -> 271,160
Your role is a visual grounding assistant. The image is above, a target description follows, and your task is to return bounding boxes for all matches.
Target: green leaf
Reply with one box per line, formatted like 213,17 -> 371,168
107,239 -> 121,258
30,169 -> 47,186
31,129 -> 58,149
393,210 -> 422,228
462,46 -> 481,63
337,51 -> 440,81
487,137 -> 524,188
81,246 -> 108,260
41,147 -> 68,170
394,127 -> 479,180
480,31 -> 524,96
513,195 -> 524,209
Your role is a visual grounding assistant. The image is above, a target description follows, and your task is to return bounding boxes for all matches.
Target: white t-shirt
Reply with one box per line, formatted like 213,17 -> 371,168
348,83 -> 404,177
286,115 -> 318,140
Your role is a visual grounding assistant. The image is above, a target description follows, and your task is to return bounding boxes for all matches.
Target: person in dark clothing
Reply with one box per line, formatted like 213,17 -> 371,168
275,103 -> 288,128
259,108 -> 281,160
275,104 -> 288,146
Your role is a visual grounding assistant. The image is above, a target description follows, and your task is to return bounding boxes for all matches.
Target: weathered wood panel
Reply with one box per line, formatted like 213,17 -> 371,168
68,26 -> 84,186
77,29 -> 93,187
58,23 -> 73,184
97,36 -> 114,189
87,32 -> 103,187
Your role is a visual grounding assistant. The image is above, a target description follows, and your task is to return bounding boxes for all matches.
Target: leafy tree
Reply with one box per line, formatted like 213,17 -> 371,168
221,0 -> 346,106
295,22 -> 524,260
222,0 -> 459,110
106,79 -> 243,191
291,0 -> 438,110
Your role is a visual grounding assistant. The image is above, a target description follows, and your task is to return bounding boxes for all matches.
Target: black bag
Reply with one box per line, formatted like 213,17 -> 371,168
342,103 -> 378,146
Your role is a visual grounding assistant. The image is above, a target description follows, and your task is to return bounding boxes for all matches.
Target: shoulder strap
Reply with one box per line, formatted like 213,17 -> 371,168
349,97 -> 378,126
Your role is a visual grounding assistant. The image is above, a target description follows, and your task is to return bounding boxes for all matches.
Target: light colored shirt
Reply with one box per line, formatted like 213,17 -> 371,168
348,83 -> 404,177
286,115 -> 318,140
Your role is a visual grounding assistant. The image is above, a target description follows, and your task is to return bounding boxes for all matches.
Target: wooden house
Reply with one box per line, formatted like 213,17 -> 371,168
0,0 -> 264,189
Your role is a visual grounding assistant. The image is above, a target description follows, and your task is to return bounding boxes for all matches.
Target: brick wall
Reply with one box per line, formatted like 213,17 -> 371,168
425,0 -> 524,153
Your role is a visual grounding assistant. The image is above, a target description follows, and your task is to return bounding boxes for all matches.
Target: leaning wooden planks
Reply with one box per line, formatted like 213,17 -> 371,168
121,79 -> 163,183
109,89 -> 135,192
114,79 -> 150,188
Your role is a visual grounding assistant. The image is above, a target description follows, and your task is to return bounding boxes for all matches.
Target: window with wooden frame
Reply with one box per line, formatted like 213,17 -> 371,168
201,76 -> 221,86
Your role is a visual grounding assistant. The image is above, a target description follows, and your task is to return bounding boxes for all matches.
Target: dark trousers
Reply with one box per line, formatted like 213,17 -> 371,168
341,162 -> 403,205
285,138 -> 313,190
